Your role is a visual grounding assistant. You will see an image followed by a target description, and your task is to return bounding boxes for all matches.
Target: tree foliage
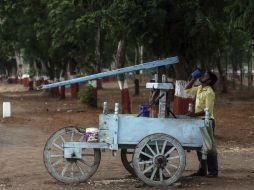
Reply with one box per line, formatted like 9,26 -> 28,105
0,0 -> 252,84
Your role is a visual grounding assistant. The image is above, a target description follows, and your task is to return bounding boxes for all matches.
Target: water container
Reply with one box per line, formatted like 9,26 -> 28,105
191,69 -> 202,78
3,102 -> 11,118
139,105 -> 150,117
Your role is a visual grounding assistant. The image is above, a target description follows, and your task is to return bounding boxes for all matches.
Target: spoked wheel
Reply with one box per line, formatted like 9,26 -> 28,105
43,127 -> 101,184
133,133 -> 186,186
121,148 -> 135,176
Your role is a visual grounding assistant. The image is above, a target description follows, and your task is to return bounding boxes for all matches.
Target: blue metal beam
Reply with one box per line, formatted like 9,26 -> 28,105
41,56 -> 179,90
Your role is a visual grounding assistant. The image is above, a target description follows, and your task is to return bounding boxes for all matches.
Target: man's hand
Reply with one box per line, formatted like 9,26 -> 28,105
186,112 -> 196,117
185,78 -> 196,90
187,111 -> 205,117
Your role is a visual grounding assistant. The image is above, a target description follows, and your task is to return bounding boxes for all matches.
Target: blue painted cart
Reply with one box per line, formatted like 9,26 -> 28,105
43,57 -> 209,186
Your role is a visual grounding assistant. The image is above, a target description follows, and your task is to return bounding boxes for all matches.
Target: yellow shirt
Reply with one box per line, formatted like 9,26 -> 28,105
185,85 -> 215,119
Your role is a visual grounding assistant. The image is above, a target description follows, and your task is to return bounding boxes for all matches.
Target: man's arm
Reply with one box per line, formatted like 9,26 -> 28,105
185,78 -> 198,96
185,78 -> 196,90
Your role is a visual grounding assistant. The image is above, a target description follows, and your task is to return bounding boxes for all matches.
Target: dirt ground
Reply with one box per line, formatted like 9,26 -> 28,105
0,82 -> 254,190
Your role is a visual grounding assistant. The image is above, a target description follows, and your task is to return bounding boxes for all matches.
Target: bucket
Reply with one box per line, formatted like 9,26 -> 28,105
3,102 -> 11,118
139,105 -> 150,117
85,128 -> 99,142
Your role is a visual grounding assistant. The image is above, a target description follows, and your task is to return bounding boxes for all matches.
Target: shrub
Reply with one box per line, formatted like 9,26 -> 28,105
78,85 -> 97,107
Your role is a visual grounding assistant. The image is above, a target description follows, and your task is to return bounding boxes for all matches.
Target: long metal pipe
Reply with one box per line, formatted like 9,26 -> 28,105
41,56 -> 179,90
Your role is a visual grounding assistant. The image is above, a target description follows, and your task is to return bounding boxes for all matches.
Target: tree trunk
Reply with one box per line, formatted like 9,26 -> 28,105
40,59 -> 48,75
225,52 -> 228,83
15,51 -> 24,82
134,78 -> 139,95
41,59 -> 55,81
59,86 -> 66,99
10,64 -> 17,79
41,60 -> 59,97
28,78 -> 34,91
239,55 -> 243,89
133,47 -> 139,96
56,63 -> 68,99
248,47 -> 253,88
95,25 -> 102,90
231,53 -> 236,89
172,56 -> 195,115
133,45 -> 142,96
71,84 -> 79,99
217,50 -> 227,93
116,39 -> 131,114
173,56 -> 189,80
68,59 -> 79,99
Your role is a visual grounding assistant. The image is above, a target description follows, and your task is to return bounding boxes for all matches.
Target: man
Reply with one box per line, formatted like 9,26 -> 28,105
185,70 -> 218,177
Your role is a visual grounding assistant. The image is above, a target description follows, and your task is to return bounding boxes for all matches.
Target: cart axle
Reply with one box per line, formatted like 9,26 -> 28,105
154,155 -> 167,168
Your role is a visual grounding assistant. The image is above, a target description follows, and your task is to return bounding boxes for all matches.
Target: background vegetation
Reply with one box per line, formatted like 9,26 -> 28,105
0,0 -> 253,93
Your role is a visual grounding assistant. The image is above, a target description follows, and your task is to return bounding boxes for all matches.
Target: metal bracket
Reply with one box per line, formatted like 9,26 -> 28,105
64,147 -> 82,159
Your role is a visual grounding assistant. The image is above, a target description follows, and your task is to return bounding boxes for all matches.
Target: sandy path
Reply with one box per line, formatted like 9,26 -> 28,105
1,122 -> 254,190
0,83 -> 254,189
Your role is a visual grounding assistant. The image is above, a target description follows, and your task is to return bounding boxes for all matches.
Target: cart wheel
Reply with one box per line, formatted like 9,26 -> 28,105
132,133 -> 186,186
121,148 -> 136,176
44,127 -> 101,184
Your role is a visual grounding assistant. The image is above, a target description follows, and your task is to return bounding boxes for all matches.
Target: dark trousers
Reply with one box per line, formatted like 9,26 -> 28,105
197,119 -> 218,175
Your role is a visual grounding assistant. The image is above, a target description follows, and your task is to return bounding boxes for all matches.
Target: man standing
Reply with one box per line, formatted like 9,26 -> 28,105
185,70 -> 218,177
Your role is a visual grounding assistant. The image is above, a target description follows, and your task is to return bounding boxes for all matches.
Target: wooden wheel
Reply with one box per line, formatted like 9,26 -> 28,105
121,148 -> 135,176
43,127 -> 101,184
132,133 -> 186,186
